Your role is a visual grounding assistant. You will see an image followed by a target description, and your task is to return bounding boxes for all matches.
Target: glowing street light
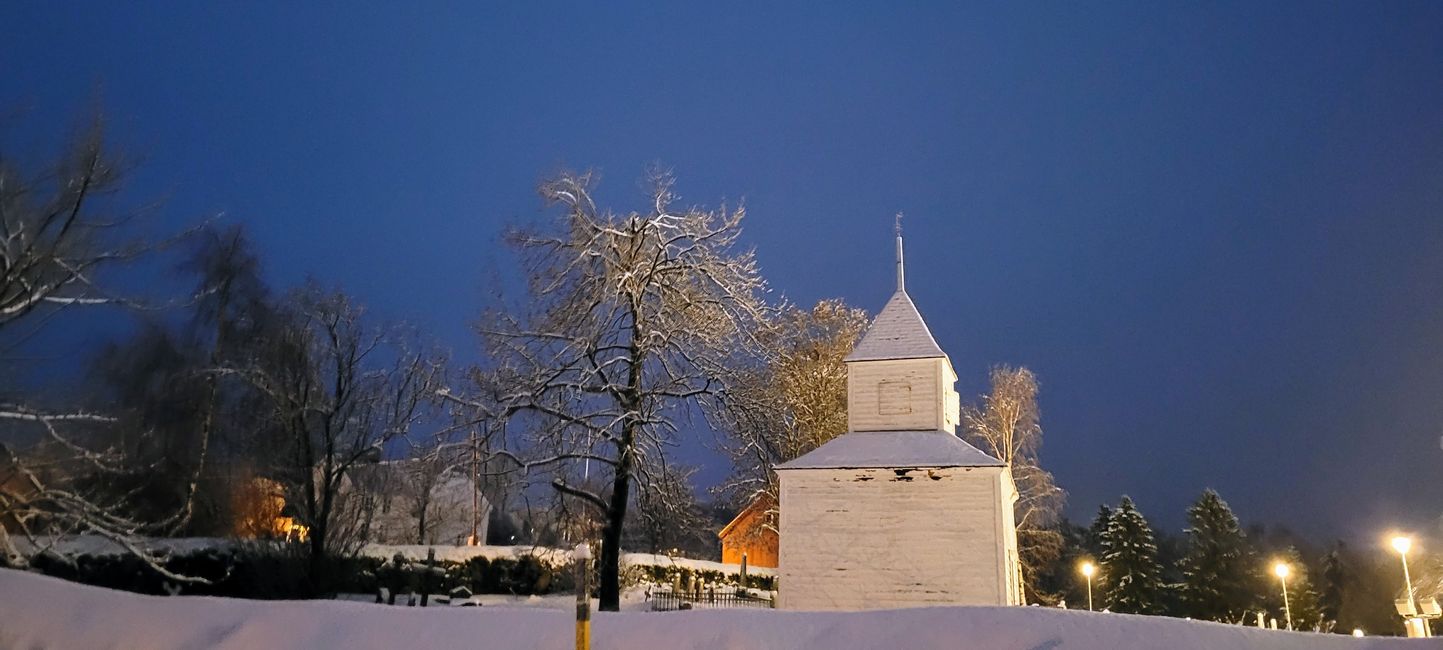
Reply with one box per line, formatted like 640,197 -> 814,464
1079,561 -> 1097,611
1392,536 -> 1416,616
1273,562 -> 1293,631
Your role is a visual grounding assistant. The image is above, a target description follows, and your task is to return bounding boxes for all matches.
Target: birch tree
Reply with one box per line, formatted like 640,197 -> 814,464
717,299 -> 867,521
0,120 -> 207,579
962,364 -> 1066,603
469,170 -> 768,610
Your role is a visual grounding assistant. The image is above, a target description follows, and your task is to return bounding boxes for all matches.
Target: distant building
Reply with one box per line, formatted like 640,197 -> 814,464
348,460 -> 491,546
718,494 -> 778,568
775,225 -> 1023,610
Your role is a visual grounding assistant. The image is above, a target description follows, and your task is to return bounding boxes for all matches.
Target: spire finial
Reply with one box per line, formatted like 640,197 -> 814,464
894,212 -> 905,292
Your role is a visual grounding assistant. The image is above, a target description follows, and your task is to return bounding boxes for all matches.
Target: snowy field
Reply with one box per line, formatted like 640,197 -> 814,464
0,569 -> 1430,650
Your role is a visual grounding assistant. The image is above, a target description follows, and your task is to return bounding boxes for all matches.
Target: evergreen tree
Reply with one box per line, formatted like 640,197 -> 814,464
1319,542 -> 1347,629
1087,504 -> 1113,558
1100,496 -> 1165,614
1179,490 -> 1256,622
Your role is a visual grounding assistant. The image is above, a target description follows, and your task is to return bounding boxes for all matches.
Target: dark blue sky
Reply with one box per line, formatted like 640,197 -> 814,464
5,2 -> 1443,542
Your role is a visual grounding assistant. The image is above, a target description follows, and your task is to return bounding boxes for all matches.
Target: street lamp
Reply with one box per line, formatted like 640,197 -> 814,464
1079,561 -> 1096,611
1273,562 -> 1292,631
1392,536 -> 1416,615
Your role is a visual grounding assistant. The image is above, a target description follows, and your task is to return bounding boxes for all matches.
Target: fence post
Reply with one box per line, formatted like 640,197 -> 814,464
421,548 -> 434,607
575,544 -> 591,650
740,553 -> 748,590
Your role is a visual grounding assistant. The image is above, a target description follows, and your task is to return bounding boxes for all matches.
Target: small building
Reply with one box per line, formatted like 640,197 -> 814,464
718,494 -> 779,568
348,460 -> 492,546
775,226 -> 1023,610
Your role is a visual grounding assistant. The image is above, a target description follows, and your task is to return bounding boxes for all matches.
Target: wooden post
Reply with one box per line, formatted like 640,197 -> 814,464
739,553 -> 748,590
575,544 -> 591,650
421,548 -> 435,607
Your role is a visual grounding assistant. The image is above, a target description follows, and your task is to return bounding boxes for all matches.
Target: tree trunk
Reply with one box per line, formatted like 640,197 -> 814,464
599,428 -> 633,611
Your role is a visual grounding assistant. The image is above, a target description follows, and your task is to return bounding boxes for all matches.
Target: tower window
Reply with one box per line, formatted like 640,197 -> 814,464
877,380 -> 912,415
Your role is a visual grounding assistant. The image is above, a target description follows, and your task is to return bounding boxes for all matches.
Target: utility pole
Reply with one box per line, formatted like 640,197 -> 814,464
469,426 -> 480,546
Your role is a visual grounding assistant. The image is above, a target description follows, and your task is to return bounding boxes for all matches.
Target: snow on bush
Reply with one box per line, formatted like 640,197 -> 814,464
0,568 -> 1425,650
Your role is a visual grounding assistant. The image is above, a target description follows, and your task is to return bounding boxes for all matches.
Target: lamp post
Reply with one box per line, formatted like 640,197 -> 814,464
1273,562 -> 1292,631
1080,561 -> 1096,612
1392,536 -> 1416,615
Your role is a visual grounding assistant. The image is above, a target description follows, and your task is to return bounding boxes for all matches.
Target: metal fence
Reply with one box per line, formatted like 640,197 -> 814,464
651,589 -> 774,611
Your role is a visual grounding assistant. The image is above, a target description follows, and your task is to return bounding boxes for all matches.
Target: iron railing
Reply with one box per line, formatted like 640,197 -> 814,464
651,588 -> 774,611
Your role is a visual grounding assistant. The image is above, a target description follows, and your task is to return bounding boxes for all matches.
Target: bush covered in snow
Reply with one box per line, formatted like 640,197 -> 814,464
14,542 -> 577,599
10,538 -> 770,600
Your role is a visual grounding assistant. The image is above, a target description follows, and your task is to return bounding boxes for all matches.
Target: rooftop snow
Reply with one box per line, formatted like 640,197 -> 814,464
776,430 -> 1003,470
844,290 -> 946,362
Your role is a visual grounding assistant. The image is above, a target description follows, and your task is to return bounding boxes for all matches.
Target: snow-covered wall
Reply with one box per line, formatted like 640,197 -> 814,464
778,465 -> 1014,610
0,568 -> 1420,650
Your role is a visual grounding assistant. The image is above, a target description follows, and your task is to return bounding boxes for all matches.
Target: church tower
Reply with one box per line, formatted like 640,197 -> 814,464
842,220 -> 962,435
775,222 -> 1023,610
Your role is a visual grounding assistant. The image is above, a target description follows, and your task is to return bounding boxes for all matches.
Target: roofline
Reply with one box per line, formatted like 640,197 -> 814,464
717,493 -> 775,539
843,352 -> 947,362
776,462 -> 1005,471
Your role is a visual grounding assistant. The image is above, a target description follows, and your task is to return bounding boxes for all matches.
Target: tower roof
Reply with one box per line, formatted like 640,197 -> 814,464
775,430 -> 1003,470
843,290 -> 946,362
843,215 -> 947,363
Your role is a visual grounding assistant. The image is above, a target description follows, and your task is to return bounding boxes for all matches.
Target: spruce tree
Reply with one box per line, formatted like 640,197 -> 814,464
1179,489 -> 1256,622
1318,542 -> 1347,629
1100,496 -> 1164,614
1087,504 -> 1113,558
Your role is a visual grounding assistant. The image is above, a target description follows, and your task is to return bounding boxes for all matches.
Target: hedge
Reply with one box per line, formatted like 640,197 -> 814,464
14,543 -> 768,599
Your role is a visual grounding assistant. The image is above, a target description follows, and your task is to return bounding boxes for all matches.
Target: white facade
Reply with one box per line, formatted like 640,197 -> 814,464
776,231 -> 1023,610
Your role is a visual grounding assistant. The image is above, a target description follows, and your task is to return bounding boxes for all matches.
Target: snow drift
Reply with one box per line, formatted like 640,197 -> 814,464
0,569 -> 1427,649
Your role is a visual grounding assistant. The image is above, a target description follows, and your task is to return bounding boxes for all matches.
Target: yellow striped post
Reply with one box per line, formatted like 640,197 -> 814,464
575,543 -> 591,650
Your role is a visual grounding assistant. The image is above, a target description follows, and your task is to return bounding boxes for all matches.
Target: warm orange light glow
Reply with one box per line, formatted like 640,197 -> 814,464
1391,536 -> 1412,555
274,516 -> 309,543
1080,561 -> 1096,578
1273,562 -> 1290,579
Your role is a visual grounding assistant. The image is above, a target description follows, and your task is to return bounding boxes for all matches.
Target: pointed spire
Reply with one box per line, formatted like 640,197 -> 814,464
894,212 -> 905,292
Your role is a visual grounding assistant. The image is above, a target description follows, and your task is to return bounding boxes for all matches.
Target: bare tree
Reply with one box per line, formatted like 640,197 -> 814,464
627,463 -> 709,555
465,170 -> 768,610
716,299 -> 867,519
961,364 -> 1066,603
0,119 -> 209,580
230,285 -> 445,588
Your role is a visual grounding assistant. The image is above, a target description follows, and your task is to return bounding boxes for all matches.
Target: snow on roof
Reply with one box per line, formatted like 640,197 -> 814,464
843,290 -> 946,362
775,430 -> 1003,470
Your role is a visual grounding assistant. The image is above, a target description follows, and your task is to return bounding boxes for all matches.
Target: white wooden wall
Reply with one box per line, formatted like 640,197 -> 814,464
846,359 -> 940,431
777,465 -> 1012,610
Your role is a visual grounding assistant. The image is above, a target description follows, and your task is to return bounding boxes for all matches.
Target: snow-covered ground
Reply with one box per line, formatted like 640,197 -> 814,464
0,568 -> 1429,649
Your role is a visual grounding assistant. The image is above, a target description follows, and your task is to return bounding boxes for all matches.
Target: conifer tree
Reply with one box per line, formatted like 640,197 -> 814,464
1319,542 -> 1347,629
1087,504 -> 1113,558
1100,496 -> 1164,614
1179,489 -> 1256,622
